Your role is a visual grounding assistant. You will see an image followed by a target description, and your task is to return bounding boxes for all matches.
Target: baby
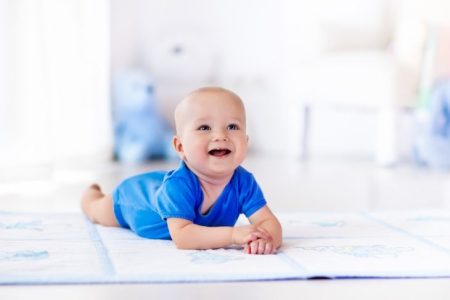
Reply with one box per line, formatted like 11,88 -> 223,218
81,87 -> 282,254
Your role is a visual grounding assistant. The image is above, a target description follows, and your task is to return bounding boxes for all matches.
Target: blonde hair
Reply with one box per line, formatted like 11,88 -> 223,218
174,87 -> 245,135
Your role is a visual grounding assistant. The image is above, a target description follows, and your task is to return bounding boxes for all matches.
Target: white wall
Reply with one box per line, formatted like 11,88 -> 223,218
111,0 -> 304,157
91,0 -> 450,161
0,0 -> 112,181
110,0 -> 421,160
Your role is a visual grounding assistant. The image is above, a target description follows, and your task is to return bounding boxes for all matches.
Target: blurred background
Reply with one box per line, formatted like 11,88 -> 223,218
1,0 -> 450,208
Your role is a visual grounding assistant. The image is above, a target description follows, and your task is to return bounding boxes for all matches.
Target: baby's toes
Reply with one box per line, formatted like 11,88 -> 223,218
89,183 -> 101,191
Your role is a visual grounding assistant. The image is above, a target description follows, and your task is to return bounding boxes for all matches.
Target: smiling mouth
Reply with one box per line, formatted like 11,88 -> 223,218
208,148 -> 231,157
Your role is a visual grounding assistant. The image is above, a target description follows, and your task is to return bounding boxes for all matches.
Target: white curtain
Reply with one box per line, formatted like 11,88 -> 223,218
0,0 -> 112,181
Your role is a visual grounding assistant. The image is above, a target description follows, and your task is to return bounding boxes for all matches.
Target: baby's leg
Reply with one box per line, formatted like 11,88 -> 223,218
81,184 -> 119,227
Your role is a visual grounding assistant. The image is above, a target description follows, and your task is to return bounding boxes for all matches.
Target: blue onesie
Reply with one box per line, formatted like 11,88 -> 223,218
112,161 -> 267,239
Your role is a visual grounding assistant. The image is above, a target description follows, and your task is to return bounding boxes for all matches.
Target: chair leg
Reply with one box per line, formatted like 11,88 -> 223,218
300,105 -> 311,160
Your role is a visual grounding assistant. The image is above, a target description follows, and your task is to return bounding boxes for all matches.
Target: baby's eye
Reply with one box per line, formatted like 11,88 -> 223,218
197,125 -> 211,131
227,123 -> 240,130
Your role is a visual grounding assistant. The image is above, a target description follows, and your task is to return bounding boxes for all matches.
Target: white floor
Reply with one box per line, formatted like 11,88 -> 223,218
1,154 -> 450,299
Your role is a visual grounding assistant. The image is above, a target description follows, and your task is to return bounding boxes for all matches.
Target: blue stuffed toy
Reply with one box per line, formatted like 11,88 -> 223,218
112,69 -> 174,163
414,78 -> 450,169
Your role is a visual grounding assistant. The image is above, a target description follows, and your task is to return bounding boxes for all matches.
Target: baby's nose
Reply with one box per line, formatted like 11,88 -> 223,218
212,130 -> 229,141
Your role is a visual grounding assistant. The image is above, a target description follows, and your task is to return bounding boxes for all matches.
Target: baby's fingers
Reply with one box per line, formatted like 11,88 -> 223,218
264,242 -> 273,255
245,240 -> 276,255
250,240 -> 259,254
244,232 -> 262,242
243,232 -> 260,244
257,227 -> 273,240
252,230 -> 271,241
257,240 -> 267,254
244,243 -> 250,254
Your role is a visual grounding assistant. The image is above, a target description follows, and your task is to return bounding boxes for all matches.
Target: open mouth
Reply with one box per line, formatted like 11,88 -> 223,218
208,148 -> 231,157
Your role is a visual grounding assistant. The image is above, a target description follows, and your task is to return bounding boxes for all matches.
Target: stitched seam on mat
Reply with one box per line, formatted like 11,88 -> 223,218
84,217 -> 116,277
277,251 -> 310,278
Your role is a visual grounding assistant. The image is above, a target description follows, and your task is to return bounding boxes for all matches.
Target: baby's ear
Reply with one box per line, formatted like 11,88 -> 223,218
172,136 -> 185,159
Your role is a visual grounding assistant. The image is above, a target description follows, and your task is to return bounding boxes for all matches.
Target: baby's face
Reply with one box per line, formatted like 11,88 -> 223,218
174,89 -> 248,180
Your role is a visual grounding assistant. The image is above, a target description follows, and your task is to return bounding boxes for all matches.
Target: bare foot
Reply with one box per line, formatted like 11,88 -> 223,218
81,184 -> 104,214
80,184 -> 118,227
89,183 -> 101,191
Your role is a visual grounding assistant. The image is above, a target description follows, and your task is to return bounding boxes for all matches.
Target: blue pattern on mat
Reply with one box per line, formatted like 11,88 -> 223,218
1,210 -> 450,284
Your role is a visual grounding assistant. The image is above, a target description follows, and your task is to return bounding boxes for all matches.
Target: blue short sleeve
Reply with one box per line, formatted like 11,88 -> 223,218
154,177 -> 197,221
237,167 -> 267,217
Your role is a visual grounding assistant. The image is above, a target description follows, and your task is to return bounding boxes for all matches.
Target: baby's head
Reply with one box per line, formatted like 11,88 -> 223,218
173,87 -> 248,180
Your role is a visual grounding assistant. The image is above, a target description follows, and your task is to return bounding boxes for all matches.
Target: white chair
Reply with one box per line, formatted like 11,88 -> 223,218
286,0 -> 420,165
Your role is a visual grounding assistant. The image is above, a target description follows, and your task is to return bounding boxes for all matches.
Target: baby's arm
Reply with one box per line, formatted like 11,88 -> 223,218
167,218 -> 269,250
246,205 -> 283,254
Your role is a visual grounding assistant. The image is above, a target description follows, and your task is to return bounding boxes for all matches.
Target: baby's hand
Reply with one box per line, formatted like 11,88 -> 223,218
231,224 -> 270,245
244,227 -> 276,255
245,238 -> 276,255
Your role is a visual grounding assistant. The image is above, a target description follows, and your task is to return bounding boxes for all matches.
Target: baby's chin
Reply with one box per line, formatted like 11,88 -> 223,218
203,166 -> 235,178
189,163 -> 236,182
